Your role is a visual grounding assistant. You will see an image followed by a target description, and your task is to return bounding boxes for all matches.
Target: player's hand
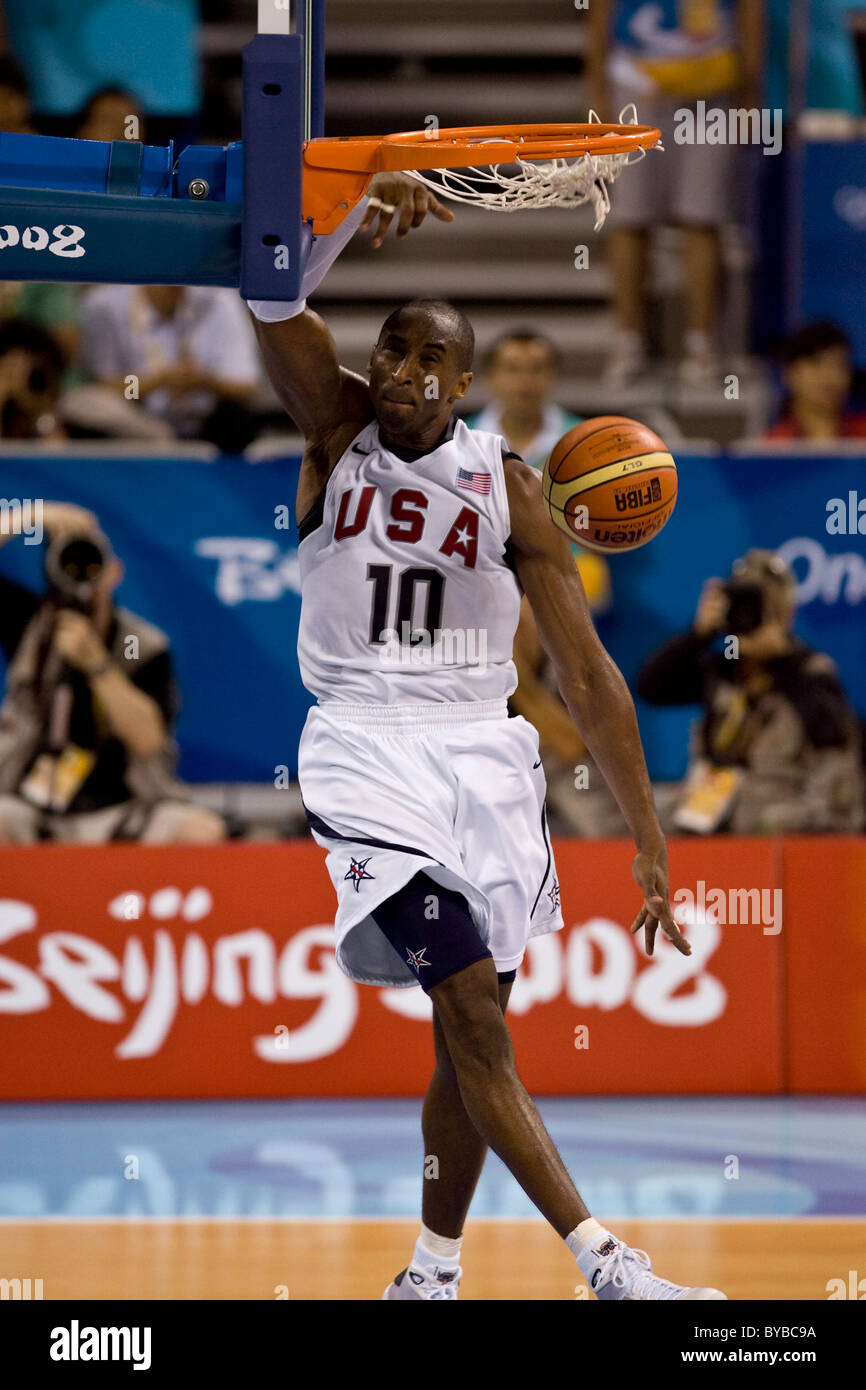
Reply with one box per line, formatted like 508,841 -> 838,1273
693,578 -> 727,638
737,618 -> 792,662
362,173 -> 455,248
630,844 -> 691,957
41,502 -> 100,537
53,611 -> 110,676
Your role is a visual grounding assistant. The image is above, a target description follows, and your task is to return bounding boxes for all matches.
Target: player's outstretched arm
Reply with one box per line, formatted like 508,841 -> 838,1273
252,306 -> 369,444
504,456 -> 690,958
250,173 -> 455,508
250,174 -> 454,437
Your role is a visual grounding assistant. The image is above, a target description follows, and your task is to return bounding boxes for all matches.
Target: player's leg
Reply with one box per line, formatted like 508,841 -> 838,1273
431,956 -> 726,1301
431,957 -> 590,1237
672,126 -> 734,382
608,225 -> 649,338
601,88 -> 660,385
381,978 -> 514,1300
420,974 -> 513,1238
374,871 -> 510,1299
682,224 -> 721,339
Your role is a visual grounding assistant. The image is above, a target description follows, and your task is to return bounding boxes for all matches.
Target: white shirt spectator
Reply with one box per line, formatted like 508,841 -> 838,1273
467,401 -> 580,471
80,285 -> 262,435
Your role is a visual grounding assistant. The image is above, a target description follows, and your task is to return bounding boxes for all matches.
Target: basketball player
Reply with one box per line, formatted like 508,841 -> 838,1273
247,174 -> 726,1302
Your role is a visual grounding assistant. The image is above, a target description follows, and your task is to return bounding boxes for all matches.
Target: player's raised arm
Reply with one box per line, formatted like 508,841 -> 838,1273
251,306 -> 367,444
503,455 -> 690,959
248,173 -> 454,446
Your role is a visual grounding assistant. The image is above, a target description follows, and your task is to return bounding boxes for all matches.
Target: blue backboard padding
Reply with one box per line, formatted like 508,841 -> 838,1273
0,130 -> 307,295
0,184 -> 241,287
240,34 -> 305,301
0,131 -> 175,197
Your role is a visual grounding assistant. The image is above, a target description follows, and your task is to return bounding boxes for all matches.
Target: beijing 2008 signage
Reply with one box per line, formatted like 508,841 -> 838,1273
0,839 -> 862,1098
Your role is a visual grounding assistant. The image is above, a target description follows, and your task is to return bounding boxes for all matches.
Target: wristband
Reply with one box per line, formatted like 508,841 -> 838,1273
247,195 -> 371,323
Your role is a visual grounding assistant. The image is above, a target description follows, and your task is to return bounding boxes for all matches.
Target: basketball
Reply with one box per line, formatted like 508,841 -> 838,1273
542,416 -> 678,553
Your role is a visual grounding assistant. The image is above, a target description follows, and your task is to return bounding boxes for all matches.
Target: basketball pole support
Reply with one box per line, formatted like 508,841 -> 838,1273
0,0 -> 326,300
240,1 -> 326,300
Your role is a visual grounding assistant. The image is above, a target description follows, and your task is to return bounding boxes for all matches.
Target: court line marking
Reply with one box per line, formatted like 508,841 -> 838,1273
0,1214 -> 863,1224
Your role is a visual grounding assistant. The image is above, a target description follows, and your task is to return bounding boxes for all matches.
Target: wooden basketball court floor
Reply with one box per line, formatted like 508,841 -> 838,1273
2,1216 -> 864,1300
1,1097 -> 863,1300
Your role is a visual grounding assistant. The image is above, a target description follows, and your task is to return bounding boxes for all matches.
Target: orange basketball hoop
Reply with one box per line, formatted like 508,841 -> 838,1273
302,113 -> 662,234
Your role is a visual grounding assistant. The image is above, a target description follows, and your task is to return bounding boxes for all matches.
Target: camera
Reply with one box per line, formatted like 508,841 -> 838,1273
44,531 -> 110,616
722,578 -> 766,636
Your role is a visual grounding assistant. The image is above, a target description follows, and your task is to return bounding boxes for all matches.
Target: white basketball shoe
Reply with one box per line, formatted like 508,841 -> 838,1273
382,1263 -> 461,1300
580,1236 -> 727,1301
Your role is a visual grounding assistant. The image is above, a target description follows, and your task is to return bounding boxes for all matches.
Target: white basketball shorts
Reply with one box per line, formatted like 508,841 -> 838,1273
298,697 -> 565,987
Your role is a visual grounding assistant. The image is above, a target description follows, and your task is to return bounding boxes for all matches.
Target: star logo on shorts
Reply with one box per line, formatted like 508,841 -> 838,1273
344,856 -> 375,892
406,946 -> 430,972
548,880 -> 561,912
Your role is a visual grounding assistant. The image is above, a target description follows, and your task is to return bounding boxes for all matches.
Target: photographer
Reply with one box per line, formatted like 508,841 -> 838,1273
0,502 -> 225,843
636,550 -> 864,834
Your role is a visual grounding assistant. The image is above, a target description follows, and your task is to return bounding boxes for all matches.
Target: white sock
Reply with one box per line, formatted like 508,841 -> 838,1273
415,1223 -> 463,1267
565,1217 -> 610,1259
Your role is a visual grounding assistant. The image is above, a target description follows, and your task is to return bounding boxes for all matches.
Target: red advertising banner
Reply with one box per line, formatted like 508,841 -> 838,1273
0,837 -> 861,1098
782,836 -> 866,1092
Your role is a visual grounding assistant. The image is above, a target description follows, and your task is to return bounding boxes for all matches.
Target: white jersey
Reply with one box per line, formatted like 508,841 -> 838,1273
297,418 -> 522,704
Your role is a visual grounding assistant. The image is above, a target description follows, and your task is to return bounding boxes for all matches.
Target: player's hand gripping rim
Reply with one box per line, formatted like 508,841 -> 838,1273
361,172 -> 455,248
630,846 -> 691,957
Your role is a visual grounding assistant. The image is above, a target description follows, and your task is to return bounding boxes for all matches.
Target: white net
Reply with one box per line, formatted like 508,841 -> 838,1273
405,107 -> 659,232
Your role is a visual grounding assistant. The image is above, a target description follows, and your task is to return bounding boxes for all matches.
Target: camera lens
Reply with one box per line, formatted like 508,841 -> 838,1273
724,580 -> 764,636
45,531 -> 108,609
57,537 -> 105,583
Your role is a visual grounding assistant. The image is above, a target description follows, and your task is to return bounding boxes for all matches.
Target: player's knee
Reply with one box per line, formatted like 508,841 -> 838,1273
433,973 -> 515,1079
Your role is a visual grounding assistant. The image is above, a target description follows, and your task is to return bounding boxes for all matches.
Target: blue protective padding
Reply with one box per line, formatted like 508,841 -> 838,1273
0,131 -> 175,198
0,22 -> 317,301
240,34 -> 305,301
0,184 -> 241,288
107,139 -> 144,196
225,143 -> 244,205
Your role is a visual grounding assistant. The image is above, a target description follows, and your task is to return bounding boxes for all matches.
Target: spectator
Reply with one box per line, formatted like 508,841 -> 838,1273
79,285 -> 264,451
0,502 -> 225,844
763,321 -> 866,442
1,0 -> 200,137
0,283 -> 82,388
76,85 -> 144,143
587,0 -> 763,386
637,549 -> 864,833
466,329 -> 622,833
765,0 -> 863,122
0,318 -> 68,440
466,329 -> 582,468
0,51 -> 34,133
0,50 -> 84,388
